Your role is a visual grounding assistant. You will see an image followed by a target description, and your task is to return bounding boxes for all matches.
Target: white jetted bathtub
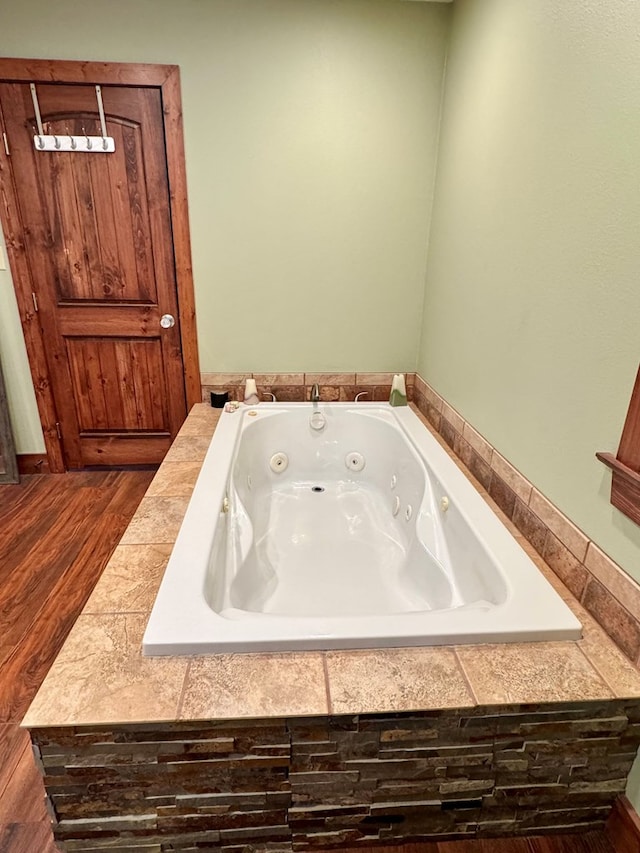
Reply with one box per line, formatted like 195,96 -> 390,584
143,404 -> 581,655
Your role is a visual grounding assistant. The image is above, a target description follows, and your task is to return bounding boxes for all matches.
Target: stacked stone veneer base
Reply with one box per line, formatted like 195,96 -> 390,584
33,700 -> 640,851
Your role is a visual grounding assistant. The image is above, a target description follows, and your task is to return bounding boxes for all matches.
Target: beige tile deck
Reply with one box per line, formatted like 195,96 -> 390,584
180,653 -> 329,720
22,402 -> 640,730
455,643 -> 612,705
119,496 -> 190,545
146,461 -> 203,497
83,543 -> 173,614
578,616 -> 640,699
162,434 -> 211,463
23,614 -> 189,727
326,648 -> 475,715
177,406 -> 220,437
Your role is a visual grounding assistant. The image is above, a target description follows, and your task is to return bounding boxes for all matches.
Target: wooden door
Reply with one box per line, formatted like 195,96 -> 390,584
0,82 -> 188,468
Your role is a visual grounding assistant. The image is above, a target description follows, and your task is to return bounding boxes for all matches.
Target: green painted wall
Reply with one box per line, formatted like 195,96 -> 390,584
419,0 -> 640,576
416,0 -> 640,805
0,0 -> 450,450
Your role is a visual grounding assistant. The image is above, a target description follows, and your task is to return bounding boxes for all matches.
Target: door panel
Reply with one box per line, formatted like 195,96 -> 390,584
0,82 -> 187,468
65,339 -> 168,432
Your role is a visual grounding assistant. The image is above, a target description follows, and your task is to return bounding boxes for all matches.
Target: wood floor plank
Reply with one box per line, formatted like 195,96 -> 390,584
606,795 -> 640,853
439,839 -> 532,852
0,486 -> 117,644
527,831 -> 616,852
0,475 -> 44,522
0,472 -> 153,722
0,472 -> 119,559
0,743 -> 48,823
0,471 -> 153,850
314,845 -> 440,853
0,477 -> 79,570
0,725 -> 29,801
0,821 -> 57,853
0,475 -> 127,630
310,835 -> 615,853
0,489 -> 36,531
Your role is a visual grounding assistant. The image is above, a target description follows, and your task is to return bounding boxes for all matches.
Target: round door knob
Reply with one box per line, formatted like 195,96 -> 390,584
160,314 -> 175,329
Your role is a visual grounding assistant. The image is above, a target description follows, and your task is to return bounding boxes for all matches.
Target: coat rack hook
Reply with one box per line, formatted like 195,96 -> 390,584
29,83 -> 46,138
29,83 -> 114,154
95,85 -> 109,147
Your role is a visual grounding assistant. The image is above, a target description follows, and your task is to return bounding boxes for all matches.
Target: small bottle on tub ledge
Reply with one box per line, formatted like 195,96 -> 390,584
389,373 -> 408,407
243,378 -> 260,405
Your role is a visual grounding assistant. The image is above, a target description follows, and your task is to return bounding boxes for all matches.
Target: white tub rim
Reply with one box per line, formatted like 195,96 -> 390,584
142,403 -> 581,655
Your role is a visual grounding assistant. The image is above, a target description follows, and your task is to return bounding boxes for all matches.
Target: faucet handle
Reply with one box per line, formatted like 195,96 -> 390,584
355,391 -> 368,402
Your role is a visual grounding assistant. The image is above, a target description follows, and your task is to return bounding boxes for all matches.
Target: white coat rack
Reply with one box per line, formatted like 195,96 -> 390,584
30,83 -> 115,153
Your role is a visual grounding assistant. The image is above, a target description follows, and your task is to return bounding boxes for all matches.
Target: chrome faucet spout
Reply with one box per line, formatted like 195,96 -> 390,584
309,383 -> 325,430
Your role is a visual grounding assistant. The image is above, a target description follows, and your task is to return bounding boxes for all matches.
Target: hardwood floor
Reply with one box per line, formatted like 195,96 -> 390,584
0,472 -> 620,852
0,471 -> 153,852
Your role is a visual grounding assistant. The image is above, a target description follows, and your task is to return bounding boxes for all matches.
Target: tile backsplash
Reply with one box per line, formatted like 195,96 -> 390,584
201,372 -> 414,405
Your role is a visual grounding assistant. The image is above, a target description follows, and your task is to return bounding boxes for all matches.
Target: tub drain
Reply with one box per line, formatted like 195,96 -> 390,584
311,486 -> 325,493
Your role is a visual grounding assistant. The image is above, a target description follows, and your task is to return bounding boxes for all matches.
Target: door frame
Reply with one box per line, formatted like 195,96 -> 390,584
0,58 -> 201,472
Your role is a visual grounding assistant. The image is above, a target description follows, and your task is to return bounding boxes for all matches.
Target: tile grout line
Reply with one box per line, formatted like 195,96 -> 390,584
582,561 -> 640,625
175,660 -> 192,719
573,642 -> 617,699
452,648 -> 480,706
321,654 -> 333,715
580,577 -> 640,663
81,608 -> 150,617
